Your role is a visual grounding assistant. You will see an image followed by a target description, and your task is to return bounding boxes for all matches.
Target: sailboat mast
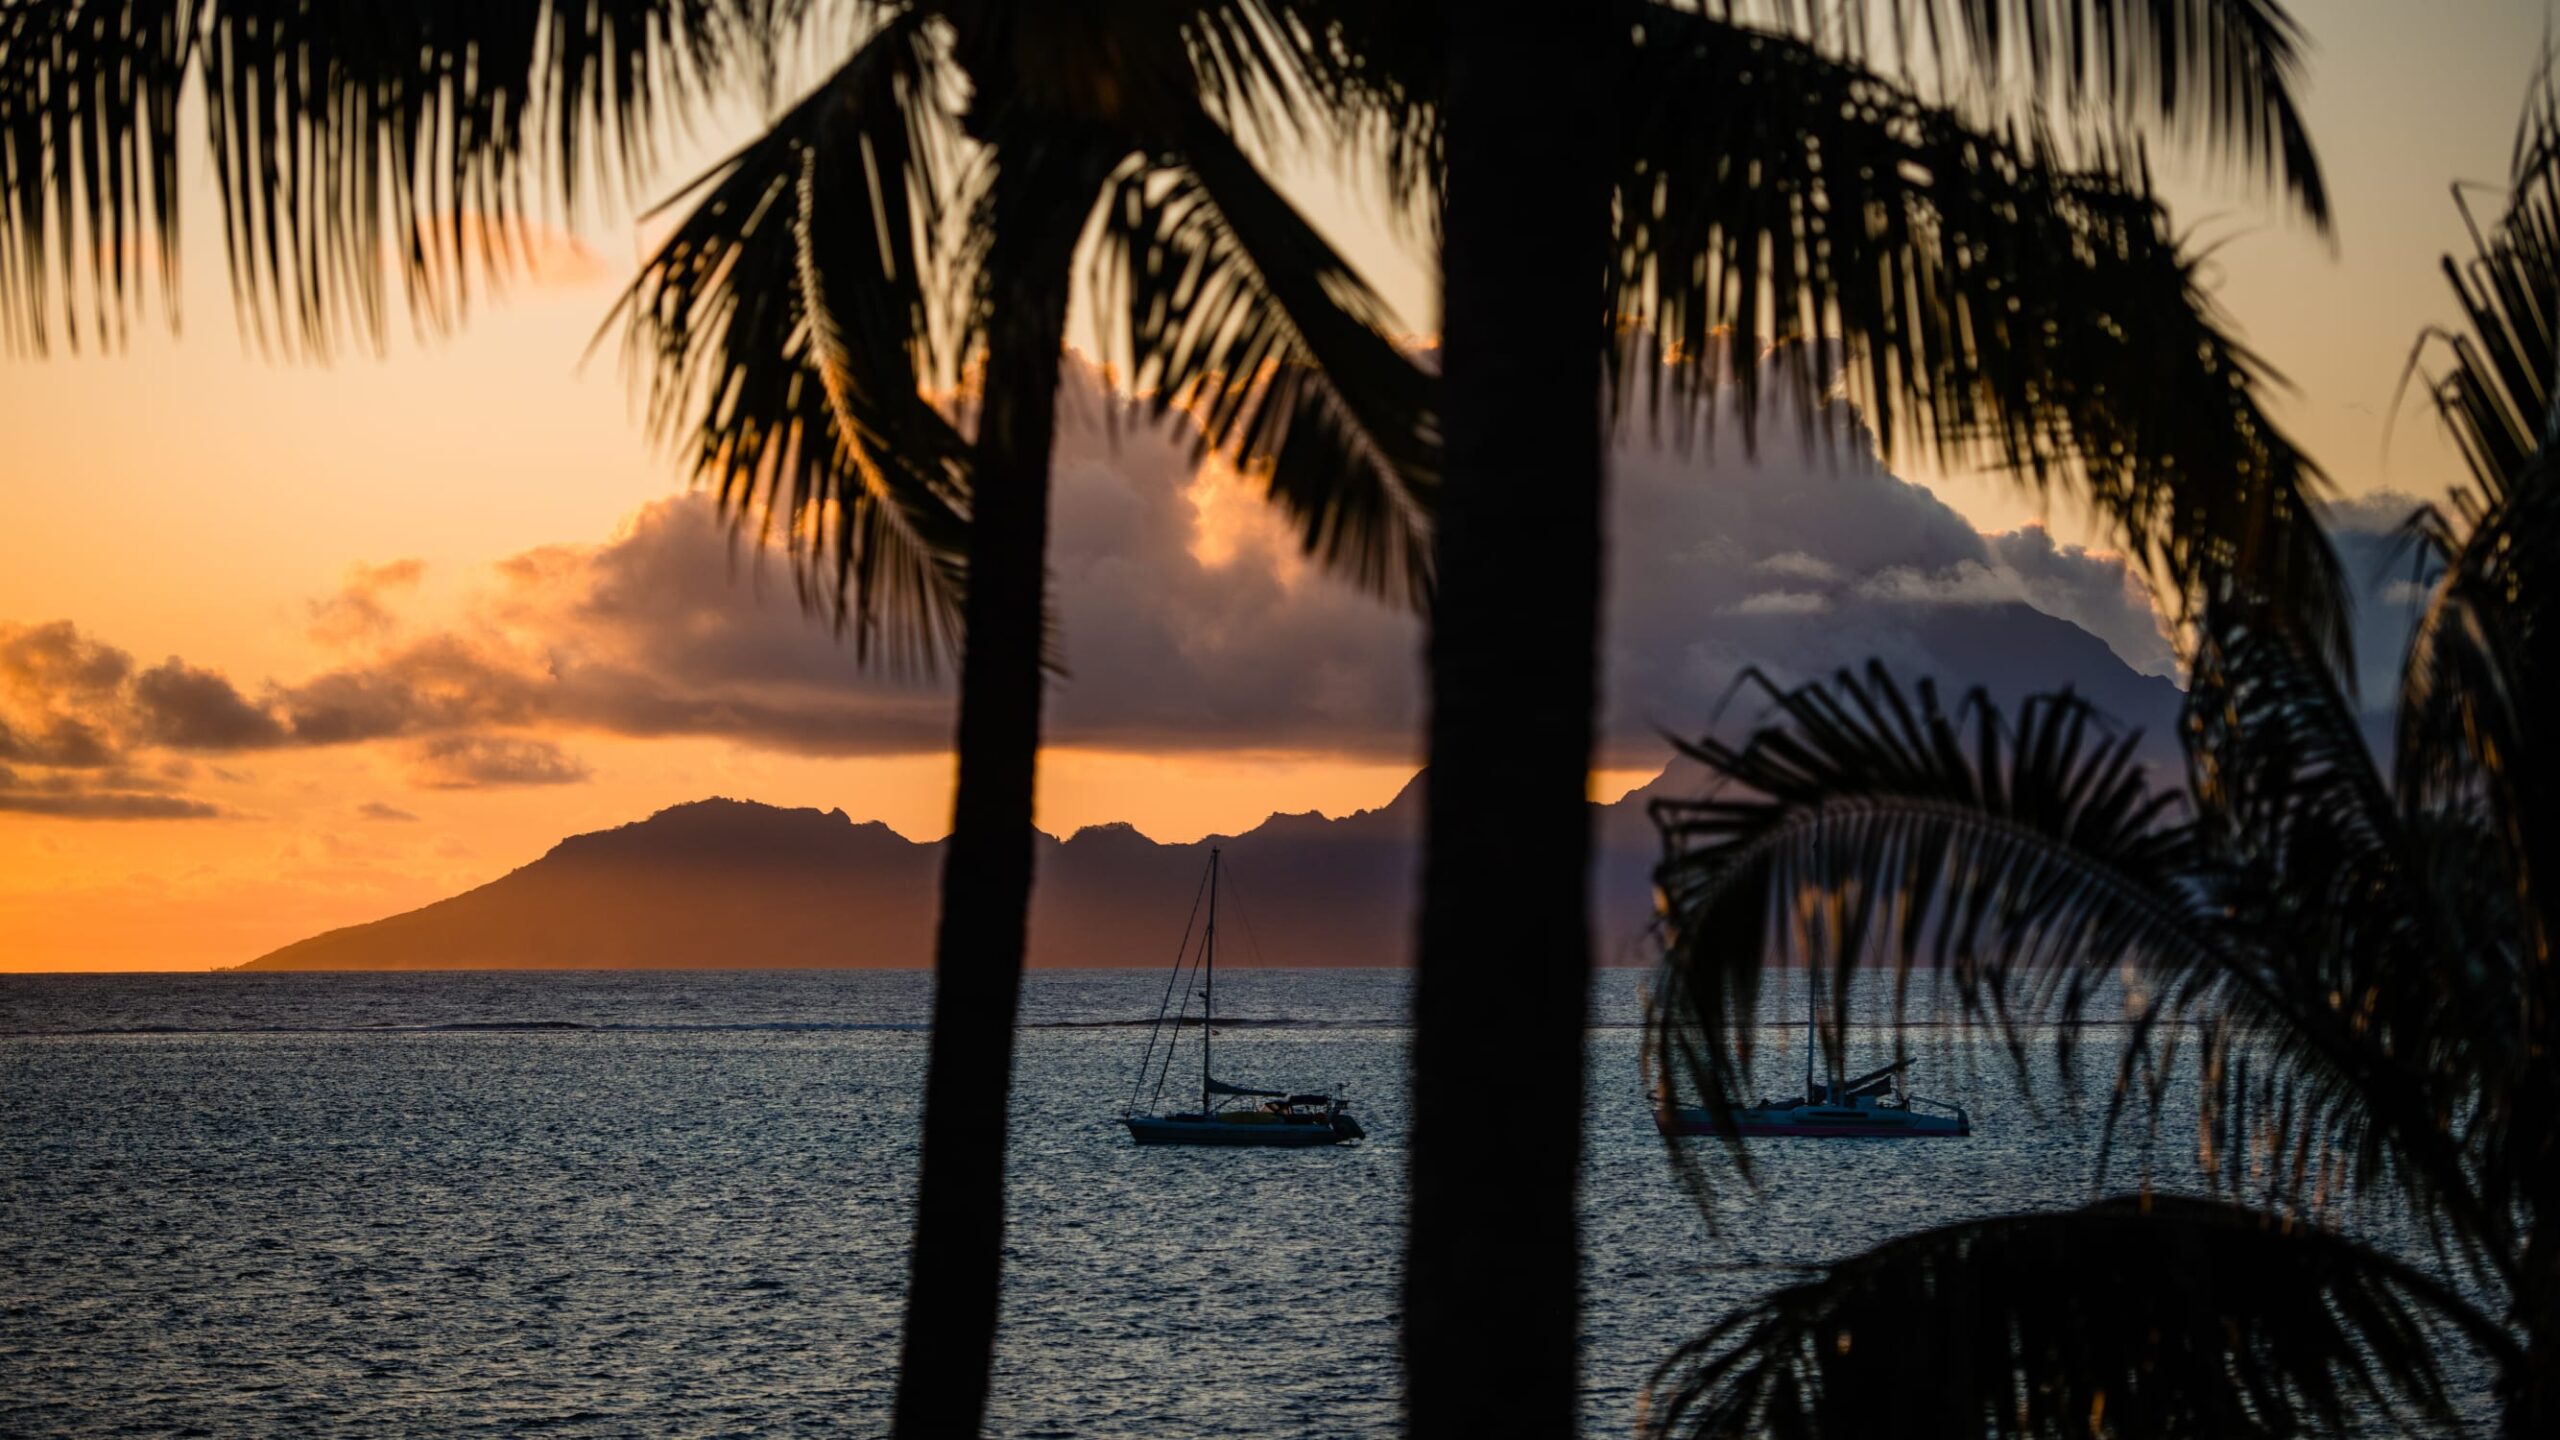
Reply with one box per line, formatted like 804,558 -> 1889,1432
1804,966 -> 1817,1102
1202,847 -> 1219,1115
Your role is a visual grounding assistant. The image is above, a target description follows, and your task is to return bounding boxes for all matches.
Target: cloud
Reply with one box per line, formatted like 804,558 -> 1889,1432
406,736 -> 590,790
1842,530 -> 2174,679
0,791 -> 223,820
0,761 -> 221,819
131,660 -> 293,749
1983,528 -> 2176,678
2321,490 -> 2441,719
356,801 -> 421,822
1729,590 -> 1831,616
2,358 -> 2200,808
2320,490 -> 2429,536
1758,552 -> 1843,583
307,559 -> 426,648
0,621 -> 128,767
278,633 -> 550,744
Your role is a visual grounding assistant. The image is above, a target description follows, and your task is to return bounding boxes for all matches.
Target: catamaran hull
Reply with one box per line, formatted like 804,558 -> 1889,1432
1658,1107 -> 1969,1139
1124,1115 -> 1364,1147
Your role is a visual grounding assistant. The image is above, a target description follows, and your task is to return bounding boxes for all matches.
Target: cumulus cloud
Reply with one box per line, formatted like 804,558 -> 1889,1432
306,559 -> 426,648
1842,529 -> 2173,679
2,358 -> 2205,814
0,621 -> 128,768
131,660 -> 293,749
406,736 -> 589,790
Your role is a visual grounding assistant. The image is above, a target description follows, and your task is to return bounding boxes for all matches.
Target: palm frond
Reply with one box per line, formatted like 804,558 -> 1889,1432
1310,0 -> 2327,255
1098,108 -> 1439,605
1617,13 -> 2348,671
1647,664 -> 2206,1200
1171,0 -> 1345,151
2404,72 -> 2560,504
0,0 -> 760,356
1642,1194 -> 2508,1440
609,11 -> 971,671
1746,0 -> 2330,225
1651,651 -> 2517,1261
2179,601 -> 2516,1263
2399,77 -> 2560,1036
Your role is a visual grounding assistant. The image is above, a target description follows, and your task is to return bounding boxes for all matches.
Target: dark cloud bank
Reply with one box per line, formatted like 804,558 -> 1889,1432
11,363 -> 2432,824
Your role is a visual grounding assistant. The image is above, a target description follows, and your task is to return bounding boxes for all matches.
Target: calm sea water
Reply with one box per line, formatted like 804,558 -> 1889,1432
0,970 -> 2470,1436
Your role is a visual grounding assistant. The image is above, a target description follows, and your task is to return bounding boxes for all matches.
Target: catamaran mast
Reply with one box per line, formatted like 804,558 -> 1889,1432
1202,846 -> 1219,1115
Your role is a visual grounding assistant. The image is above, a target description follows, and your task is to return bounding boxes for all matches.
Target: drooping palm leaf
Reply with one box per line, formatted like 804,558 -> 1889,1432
1314,0 -> 2327,256
2396,79 -> 2560,1256
0,0 -> 768,355
1098,107 -> 1438,604
2179,601 -> 2516,1264
1740,1 -> 2327,224
1641,1195 -> 2508,1440
1647,665 -> 2207,1197
1650,648 -> 2515,1262
608,11 -> 972,669
2399,74 -> 2560,934
1617,13 -> 2347,673
2405,77 -> 2560,509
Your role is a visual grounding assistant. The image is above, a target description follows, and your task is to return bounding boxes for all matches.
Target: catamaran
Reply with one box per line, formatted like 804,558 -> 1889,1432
1122,847 -> 1364,1147
1656,978 -> 1971,1139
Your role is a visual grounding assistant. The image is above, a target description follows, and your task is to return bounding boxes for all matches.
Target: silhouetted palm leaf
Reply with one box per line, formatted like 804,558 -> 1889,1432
2178,602 -> 2513,1259
608,11 -> 971,668
2398,75 -> 2560,951
1320,0 -> 2327,251
2405,76 -> 2560,507
1647,664 -> 2207,1198
1763,1 -> 2326,222
0,0 -> 767,355
1648,77 -> 2560,1403
1641,1195 -> 2508,1440
1617,12 -> 2347,674
2394,79 -> 2560,1271
1099,109 -> 1439,604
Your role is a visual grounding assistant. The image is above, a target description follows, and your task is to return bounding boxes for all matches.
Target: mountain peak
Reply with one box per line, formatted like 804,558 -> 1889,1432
1063,820 -> 1156,846
236,777 -> 1681,972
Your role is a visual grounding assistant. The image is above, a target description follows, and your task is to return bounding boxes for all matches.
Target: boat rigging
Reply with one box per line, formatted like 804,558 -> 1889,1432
1123,847 -> 1364,1147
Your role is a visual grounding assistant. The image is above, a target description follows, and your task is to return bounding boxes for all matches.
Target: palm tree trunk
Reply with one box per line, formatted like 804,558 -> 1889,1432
888,138 -> 1090,1440
1406,5 -> 1614,1438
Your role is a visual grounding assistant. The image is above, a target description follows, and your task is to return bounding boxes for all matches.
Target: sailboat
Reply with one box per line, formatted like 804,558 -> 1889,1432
1122,847 -> 1365,1147
1656,975 -> 1970,1139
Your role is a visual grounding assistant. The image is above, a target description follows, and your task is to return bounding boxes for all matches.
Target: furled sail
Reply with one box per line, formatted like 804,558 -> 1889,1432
1838,1057 -> 1911,1097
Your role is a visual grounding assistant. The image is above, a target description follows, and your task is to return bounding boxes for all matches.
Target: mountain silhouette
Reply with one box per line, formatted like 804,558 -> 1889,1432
240,615 -> 2183,971
238,773 -> 1673,970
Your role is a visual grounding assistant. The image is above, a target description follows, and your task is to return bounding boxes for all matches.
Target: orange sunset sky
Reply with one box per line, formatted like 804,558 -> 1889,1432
1,2 -> 2544,970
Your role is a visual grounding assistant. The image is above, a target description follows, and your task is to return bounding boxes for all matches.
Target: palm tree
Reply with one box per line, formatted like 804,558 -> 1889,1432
4,6 -> 1434,1435
1328,3 -> 2338,1433
1642,81 -> 2560,1436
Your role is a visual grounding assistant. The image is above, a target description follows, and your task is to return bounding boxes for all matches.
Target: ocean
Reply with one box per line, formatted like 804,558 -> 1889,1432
0,970 -> 2472,1436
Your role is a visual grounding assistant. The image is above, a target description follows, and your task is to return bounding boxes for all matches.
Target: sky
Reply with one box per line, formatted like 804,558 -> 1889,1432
0,1 -> 2544,970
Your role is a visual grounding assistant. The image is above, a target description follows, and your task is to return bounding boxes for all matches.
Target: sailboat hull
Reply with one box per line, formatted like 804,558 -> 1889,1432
1124,1113 -> 1364,1147
1659,1104 -> 1969,1138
